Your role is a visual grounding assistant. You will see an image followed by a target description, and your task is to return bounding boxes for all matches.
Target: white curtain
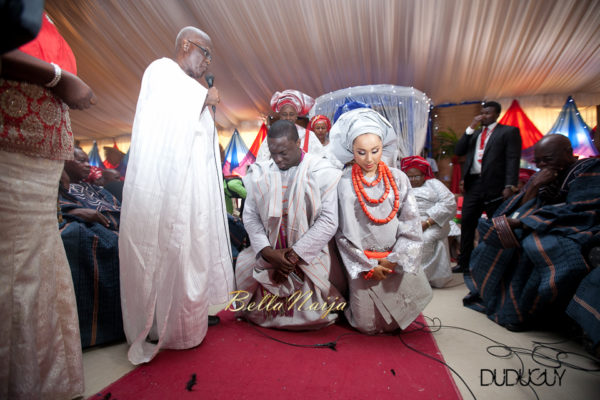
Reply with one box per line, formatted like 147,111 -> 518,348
310,85 -> 431,157
45,0 -> 600,142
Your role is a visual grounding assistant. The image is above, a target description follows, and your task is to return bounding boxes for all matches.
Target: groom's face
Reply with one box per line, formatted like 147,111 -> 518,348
268,135 -> 302,171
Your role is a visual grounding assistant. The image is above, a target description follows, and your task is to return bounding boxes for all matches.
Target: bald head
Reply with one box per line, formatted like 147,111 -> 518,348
175,26 -> 213,80
175,27 -> 210,49
536,134 -> 572,150
533,134 -> 576,172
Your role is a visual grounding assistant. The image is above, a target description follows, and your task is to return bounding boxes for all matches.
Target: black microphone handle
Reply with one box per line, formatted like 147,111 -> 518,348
205,73 -> 214,88
205,74 -> 216,113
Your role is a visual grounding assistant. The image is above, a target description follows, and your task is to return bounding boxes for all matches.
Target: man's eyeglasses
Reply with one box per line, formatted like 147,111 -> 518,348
187,40 -> 212,61
407,175 -> 423,180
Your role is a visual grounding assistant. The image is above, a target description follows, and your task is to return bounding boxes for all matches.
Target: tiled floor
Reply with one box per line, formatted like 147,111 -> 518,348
82,276 -> 600,399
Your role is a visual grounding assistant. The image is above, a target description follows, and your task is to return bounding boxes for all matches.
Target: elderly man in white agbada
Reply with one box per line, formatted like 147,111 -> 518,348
119,26 -> 234,365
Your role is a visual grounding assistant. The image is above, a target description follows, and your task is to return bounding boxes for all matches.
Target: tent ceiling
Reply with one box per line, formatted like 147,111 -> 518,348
44,0 -> 600,141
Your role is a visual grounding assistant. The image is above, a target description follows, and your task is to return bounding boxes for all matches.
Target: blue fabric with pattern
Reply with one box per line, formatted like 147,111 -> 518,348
59,182 -> 124,347
464,158 -> 600,328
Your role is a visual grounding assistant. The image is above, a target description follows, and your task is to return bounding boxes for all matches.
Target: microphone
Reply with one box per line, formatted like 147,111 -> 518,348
205,73 -> 216,113
205,73 -> 214,88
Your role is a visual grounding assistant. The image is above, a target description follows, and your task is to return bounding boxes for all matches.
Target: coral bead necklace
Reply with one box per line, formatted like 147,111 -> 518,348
352,162 -> 400,224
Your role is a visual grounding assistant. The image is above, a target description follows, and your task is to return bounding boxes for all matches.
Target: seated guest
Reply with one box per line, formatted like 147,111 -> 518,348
100,168 -> 121,184
256,89 -> 323,160
91,167 -> 121,188
235,120 -> 345,329
401,156 -> 456,288
464,134 -> 600,331
308,114 -> 332,146
330,108 -> 432,334
101,169 -> 124,202
60,147 -> 124,347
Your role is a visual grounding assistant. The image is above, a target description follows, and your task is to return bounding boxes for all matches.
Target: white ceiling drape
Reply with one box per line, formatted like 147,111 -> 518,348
45,0 -> 600,141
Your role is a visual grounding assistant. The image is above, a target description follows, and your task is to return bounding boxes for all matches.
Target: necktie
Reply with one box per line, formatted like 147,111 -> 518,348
479,127 -> 488,150
476,127 -> 489,164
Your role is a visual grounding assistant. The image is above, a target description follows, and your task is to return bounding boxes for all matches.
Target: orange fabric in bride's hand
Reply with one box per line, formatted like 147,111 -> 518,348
364,250 -> 391,259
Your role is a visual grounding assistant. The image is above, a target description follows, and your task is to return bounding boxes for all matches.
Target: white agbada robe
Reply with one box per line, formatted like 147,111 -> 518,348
235,153 -> 346,329
119,58 -> 234,364
411,178 -> 457,288
256,126 -> 323,161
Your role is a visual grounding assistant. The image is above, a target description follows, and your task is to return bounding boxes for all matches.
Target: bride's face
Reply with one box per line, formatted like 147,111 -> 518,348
352,133 -> 382,176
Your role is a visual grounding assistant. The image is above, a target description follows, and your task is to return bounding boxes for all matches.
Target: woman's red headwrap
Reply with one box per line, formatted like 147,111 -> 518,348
400,156 -> 435,180
270,90 -> 314,116
308,115 -> 331,132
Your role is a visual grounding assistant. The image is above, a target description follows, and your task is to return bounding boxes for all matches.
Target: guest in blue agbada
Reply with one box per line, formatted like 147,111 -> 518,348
59,147 -> 124,348
463,134 -> 600,332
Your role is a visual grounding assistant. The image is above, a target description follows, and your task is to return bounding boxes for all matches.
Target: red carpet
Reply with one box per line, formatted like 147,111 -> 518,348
89,311 -> 461,399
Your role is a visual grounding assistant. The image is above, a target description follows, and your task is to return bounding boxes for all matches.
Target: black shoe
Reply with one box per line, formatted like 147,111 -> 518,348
452,265 -> 468,273
505,322 -> 529,332
208,315 -> 220,327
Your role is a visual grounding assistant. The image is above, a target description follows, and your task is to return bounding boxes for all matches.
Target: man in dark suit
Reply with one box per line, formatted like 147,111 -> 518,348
453,101 -> 522,273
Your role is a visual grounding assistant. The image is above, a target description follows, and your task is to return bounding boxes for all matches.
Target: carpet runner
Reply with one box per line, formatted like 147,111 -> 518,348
89,311 -> 461,399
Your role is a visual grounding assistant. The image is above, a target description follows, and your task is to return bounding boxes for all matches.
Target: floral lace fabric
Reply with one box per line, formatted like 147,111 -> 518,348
0,78 -> 73,161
